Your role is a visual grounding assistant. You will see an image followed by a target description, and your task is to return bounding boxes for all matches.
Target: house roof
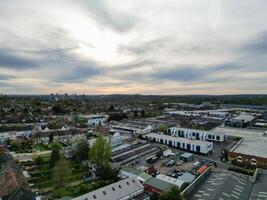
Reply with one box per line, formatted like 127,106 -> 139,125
72,177 -> 144,200
144,177 -> 175,192
2,187 -> 36,200
0,164 -> 29,197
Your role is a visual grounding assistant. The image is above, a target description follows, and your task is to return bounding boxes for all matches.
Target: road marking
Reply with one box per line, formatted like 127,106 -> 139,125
222,192 -> 230,197
236,185 -> 243,190
232,191 -> 240,196
238,181 -> 245,185
203,193 -> 211,196
231,194 -> 239,199
257,194 -> 267,197
207,188 -> 215,191
259,192 -> 267,195
234,187 -> 242,192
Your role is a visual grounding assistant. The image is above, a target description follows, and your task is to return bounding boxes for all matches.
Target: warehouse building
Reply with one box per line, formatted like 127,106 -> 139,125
146,133 -> 213,154
72,177 -> 145,200
168,127 -> 225,142
228,137 -> 267,169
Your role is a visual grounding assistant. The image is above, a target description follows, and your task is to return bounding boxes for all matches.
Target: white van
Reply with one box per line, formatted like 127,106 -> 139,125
193,161 -> 201,168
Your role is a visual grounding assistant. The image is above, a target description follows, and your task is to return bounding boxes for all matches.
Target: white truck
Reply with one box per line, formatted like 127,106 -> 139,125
163,149 -> 174,157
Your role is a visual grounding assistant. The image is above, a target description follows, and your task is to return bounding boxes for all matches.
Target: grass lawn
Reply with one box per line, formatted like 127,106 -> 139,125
33,144 -> 50,152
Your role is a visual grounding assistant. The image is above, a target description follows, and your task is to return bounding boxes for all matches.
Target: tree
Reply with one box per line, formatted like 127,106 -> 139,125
75,139 -> 89,161
108,105 -> 114,111
134,110 -> 138,118
50,148 -> 60,168
49,133 -> 54,144
52,160 -> 72,187
52,105 -> 64,114
158,124 -> 168,134
141,110 -> 145,117
51,140 -> 62,150
35,156 -> 43,166
89,135 -> 111,170
108,113 -> 128,121
159,187 -> 184,200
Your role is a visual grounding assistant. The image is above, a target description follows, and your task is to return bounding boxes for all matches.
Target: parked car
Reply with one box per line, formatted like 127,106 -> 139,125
171,173 -> 178,178
165,160 -> 175,167
175,160 -> 184,166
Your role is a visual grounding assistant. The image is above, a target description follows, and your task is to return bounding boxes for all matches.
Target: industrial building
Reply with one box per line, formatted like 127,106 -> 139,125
146,133 -> 213,154
72,177 -> 145,200
111,141 -> 160,167
110,123 -> 153,135
228,137 -> 267,169
79,114 -> 108,126
224,113 -> 257,128
168,127 -> 225,142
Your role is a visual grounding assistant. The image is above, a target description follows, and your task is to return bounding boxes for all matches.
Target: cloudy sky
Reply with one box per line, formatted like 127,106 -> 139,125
0,0 -> 267,95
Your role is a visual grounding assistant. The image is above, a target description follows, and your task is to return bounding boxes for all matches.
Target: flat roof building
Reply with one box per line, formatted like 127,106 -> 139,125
144,177 -> 176,195
168,127 -> 225,142
156,174 -> 186,189
146,133 -> 213,154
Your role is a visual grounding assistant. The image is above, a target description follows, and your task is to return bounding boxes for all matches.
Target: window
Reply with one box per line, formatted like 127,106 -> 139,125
132,179 -> 135,183
118,185 -> 122,188
112,187 -> 115,191
93,195 -> 97,199
126,181 -> 130,185
177,142 -> 180,148
103,191 -> 106,195
187,144 -> 191,150
216,136 -> 220,141
196,145 -> 200,152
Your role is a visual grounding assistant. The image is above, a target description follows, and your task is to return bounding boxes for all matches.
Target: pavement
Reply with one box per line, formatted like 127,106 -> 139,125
249,173 -> 267,200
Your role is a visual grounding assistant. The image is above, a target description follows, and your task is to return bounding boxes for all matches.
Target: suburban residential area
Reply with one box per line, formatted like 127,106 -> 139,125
1,94 -> 267,200
1,1 -> 267,199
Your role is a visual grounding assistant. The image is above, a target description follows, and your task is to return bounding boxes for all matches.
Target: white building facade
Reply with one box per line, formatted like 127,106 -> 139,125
0,130 -> 32,143
146,133 -> 213,154
168,127 -> 225,142
87,115 -> 109,126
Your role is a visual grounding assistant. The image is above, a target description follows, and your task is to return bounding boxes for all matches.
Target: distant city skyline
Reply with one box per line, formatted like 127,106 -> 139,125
0,0 -> 267,95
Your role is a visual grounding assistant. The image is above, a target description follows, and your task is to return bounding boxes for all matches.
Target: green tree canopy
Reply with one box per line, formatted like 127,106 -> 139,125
159,187 -> 184,200
49,133 -> 54,144
89,135 -> 111,170
50,148 -> 60,168
35,156 -> 43,166
75,139 -> 89,161
158,124 -> 168,134
52,159 -> 72,187
51,140 -> 62,150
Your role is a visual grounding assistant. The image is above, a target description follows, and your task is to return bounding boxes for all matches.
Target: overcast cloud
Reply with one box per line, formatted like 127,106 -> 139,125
0,0 -> 267,95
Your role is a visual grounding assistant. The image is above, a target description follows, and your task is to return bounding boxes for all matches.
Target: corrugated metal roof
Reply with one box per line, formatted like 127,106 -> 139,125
72,177 -> 144,200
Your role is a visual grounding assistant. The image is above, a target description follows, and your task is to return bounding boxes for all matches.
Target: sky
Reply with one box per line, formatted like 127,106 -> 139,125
0,0 -> 267,95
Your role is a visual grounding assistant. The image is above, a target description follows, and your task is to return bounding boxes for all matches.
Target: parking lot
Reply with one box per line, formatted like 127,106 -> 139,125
188,172 -> 253,200
155,156 -> 195,174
